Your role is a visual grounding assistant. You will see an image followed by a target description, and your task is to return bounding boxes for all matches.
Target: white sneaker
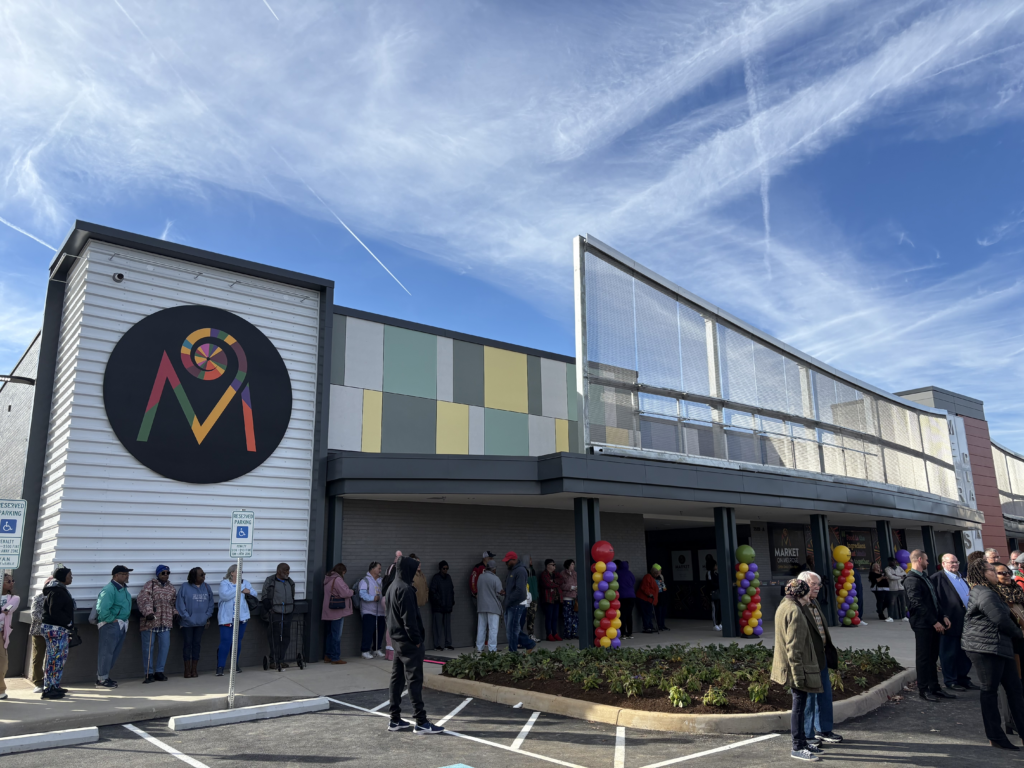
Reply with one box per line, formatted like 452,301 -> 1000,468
33,686 -> 43,693
714,625 -> 723,631
859,621 -> 869,626
0,693 -> 7,700
885,618 -> 894,623
374,650 -> 386,658
902,617 -> 909,622
361,652 -> 373,660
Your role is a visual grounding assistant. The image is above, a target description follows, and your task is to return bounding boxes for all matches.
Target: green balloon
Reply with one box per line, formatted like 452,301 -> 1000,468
599,599 -> 610,611
832,569 -> 841,578
594,609 -> 605,619
842,617 -> 852,626
746,586 -> 756,596
609,581 -> 620,591
604,590 -> 617,601
741,595 -> 751,604
736,545 -> 756,564
594,619 -> 602,628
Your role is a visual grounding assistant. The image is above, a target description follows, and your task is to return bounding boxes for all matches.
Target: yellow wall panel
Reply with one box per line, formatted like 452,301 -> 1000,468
484,346 -> 528,414
436,401 -> 469,454
361,389 -> 382,452
605,426 -> 629,446
555,418 -> 569,453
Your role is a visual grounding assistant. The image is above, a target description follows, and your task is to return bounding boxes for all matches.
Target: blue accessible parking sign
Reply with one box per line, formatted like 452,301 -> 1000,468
0,519 -> 16,534
236,525 -> 249,539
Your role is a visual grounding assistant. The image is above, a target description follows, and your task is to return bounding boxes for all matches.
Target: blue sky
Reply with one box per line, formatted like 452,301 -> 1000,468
3,1 -> 1024,445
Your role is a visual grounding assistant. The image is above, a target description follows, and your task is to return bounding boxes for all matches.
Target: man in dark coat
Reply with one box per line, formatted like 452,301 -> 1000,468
931,553 -> 974,690
906,550 -> 954,702
385,557 -> 443,734
428,561 -> 455,651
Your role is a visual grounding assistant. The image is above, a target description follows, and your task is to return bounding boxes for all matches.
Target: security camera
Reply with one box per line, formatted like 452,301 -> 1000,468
112,272 -> 125,283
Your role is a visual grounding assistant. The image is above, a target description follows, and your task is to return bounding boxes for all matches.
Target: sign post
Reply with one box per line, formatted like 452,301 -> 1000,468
0,500 -> 27,569
228,510 -> 254,709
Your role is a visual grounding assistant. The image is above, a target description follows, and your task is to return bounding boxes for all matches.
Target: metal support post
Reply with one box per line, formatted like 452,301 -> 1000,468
876,520 -> 894,566
228,557 -> 242,709
714,507 -> 739,638
921,526 -> 939,575
809,514 -> 838,627
574,497 -> 600,649
952,530 -> 968,569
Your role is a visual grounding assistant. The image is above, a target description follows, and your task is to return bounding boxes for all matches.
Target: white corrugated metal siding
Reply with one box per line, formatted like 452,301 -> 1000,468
30,242 -> 320,605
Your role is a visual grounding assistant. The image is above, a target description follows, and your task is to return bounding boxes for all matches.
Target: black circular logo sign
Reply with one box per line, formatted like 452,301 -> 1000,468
103,305 -> 292,484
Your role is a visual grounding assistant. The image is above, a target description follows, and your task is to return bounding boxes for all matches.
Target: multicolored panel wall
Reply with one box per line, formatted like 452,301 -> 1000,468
327,313 -> 579,455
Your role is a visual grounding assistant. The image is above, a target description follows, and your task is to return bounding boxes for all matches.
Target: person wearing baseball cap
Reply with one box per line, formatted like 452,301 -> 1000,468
95,565 -> 133,689
470,551 -> 497,603
502,553 -> 535,653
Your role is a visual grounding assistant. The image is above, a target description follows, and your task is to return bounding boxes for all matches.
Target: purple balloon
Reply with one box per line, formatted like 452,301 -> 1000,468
611,638 -> 621,648
838,610 -> 846,617
594,591 -> 605,601
593,600 -> 601,609
599,581 -> 610,591
740,579 -> 750,588
753,626 -> 763,636
736,587 -> 746,597
606,562 -> 617,573
748,563 -> 758,573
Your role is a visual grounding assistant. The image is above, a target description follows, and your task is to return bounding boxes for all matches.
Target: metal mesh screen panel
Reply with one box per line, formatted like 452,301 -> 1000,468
725,428 -> 759,464
585,252 -> 636,381
878,400 -> 923,452
926,461 -> 957,500
993,446 -> 1011,492
1008,452 -> 1024,496
813,372 -> 839,425
752,341 -> 788,413
920,415 -> 953,463
682,422 -> 718,458
763,434 -> 795,468
589,382 -> 638,447
641,416 -> 682,453
635,279 -> 682,391
679,305 -> 710,396
719,326 -> 757,407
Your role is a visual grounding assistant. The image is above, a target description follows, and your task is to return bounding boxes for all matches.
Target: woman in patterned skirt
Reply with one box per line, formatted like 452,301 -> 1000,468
41,567 -> 75,700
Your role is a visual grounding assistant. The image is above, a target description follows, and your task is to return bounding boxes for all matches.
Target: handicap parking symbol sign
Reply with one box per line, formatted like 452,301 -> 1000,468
0,519 -> 16,535
235,525 -> 249,539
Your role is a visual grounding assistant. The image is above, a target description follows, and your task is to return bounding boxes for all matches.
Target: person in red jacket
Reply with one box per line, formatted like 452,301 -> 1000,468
540,560 -> 563,641
638,565 -> 660,634
470,551 -> 496,603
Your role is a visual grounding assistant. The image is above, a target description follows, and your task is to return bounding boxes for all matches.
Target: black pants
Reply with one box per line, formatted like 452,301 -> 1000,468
656,599 -> 668,630
389,641 -> 427,725
968,652 -> 1024,742
914,627 -> 941,694
791,688 -> 809,750
432,613 -> 452,649
938,632 -> 972,687
543,602 -> 559,638
620,598 -> 636,637
267,613 -> 292,663
181,626 -> 203,661
873,590 -> 890,620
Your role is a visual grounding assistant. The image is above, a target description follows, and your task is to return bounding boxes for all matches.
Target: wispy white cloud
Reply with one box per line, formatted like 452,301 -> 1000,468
0,215 -> 54,250
159,219 -> 174,240
978,206 -> 1024,246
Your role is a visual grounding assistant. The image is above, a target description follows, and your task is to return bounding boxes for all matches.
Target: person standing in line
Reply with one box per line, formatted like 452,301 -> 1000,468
772,579 -> 825,762
385,556 -> 444,734
409,555 -> 430,611
884,557 -> 908,621
652,564 -> 669,631
963,557 -> 1024,750
796,571 -> 844,746
429,561 -> 455,651
557,560 -> 578,640
637,565 -> 659,634
540,559 -> 563,642
95,565 -> 133,689
868,563 -> 890,621
138,565 -> 176,684
0,573 -> 20,700
218,564 -> 253,676
1010,551 -> 1022,580
704,555 -> 722,632
261,563 -> 296,668
931,554 -> 973,691
1014,553 -> 1024,591
176,566 -> 214,678
29,566 -> 63,694
475,560 -> 504,652
987,548 -> 1003,565
990,562 -> 1024,735
41,567 -> 75,700
502,552 -> 536,654
322,563 -> 352,665
616,560 -> 636,639
359,562 -> 387,660
470,551 -> 496,605
905,550 -> 955,702
520,555 -> 539,641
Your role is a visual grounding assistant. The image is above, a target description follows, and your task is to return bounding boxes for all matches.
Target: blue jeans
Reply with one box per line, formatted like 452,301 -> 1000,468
939,632 -> 972,687
326,618 -> 345,661
361,613 -> 387,652
217,621 -> 248,668
97,623 -> 127,681
141,629 -> 170,675
639,600 -> 655,631
804,668 -> 834,736
504,605 -> 535,653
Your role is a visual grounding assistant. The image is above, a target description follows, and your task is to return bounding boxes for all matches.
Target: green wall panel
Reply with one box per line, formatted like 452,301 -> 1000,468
381,393 -> 437,454
383,326 -> 437,400
566,363 -> 578,421
331,314 -> 346,385
453,340 -> 485,407
569,420 -> 579,453
527,355 -> 543,416
484,408 -> 529,456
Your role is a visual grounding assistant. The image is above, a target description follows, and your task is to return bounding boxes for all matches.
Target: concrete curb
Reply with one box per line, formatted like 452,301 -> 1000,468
0,726 -> 99,755
168,697 -> 330,731
425,668 -> 915,734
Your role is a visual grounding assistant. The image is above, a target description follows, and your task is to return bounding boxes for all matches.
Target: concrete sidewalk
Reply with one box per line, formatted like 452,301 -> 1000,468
0,618 -> 915,738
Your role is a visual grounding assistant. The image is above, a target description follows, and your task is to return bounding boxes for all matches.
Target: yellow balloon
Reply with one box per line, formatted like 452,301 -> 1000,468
832,545 -> 851,564
747,617 -> 758,628
595,561 -> 607,573
839,589 -> 848,598
752,611 -> 762,619
738,563 -> 749,573
611,619 -> 622,629
606,628 -> 618,639
593,571 -> 603,583
844,580 -> 854,589
600,636 -> 612,647
742,625 -> 754,635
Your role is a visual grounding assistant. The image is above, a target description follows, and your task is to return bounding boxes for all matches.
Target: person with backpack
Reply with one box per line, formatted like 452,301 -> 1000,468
359,562 -> 386,659
176,566 -> 214,678
428,561 -> 455,650
41,567 -> 75,700
137,565 -> 176,684
95,565 -> 133,689
29,566 -> 62,693
261,563 -> 296,668
322,563 -> 353,665
217,563 -> 253,676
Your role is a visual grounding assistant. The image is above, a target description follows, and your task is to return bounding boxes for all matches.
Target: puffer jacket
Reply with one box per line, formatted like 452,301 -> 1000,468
962,585 -> 1022,660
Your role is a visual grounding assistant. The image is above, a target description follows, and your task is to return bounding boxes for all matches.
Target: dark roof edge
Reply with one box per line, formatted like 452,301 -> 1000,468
51,221 -> 334,292
894,386 -> 985,407
333,304 -> 575,364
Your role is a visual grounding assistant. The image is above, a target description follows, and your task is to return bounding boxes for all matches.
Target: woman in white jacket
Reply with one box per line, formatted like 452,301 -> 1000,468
884,557 -> 908,621
216,564 -> 252,676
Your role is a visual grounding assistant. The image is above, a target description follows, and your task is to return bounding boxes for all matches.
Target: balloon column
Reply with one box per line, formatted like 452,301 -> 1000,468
591,540 -> 621,649
831,545 -> 861,626
734,545 -> 763,637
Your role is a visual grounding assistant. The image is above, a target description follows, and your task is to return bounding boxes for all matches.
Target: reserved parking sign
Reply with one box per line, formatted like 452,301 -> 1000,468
230,510 -> 255,558
0,499 -> 27,568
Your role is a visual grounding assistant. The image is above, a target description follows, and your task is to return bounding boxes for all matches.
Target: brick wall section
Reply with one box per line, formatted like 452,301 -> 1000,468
0,335 -> 40,500
337,499 -> 647,656
962,415 -> 1008,560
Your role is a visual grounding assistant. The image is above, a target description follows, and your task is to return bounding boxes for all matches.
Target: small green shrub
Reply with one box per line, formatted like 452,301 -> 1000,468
829,669 -> 844,693
669,686 -> 692,708
748,679 -> 770,704
853,675 -> 867,689
702,686 -> 729,707
582,673 -> 603,692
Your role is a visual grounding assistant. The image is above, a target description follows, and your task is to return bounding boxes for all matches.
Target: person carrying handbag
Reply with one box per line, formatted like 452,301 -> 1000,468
41,567 -> 76,700
217,564 -> 253,676
322,563 -> 353,664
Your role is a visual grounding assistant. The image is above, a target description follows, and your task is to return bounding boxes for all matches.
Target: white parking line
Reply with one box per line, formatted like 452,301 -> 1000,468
636,733 -> 781,768
614,726 -> 625,768
511,711 -> 540,750
436,697 -> 473,727
370,688 -> 407,712
122,724 -> 210,768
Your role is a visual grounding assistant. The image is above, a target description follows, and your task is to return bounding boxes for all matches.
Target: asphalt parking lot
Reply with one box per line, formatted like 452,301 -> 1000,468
8,682 -> 1024,767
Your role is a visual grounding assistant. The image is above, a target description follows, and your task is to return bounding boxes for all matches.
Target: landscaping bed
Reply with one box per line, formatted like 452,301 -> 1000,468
442,643 -> 903,715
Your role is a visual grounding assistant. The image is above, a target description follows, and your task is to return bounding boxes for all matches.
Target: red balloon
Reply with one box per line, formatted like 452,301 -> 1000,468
595,627 -> 606,638
742,611 -> 752,621
591,540 -> 615,563
595,638 -> 602,647
600,618 -> 611,629
851,617 -> 860,626
609,599 -> 621,610
754,588 -> 760,596
605,610 -> 617,620
591,563 -> 597,572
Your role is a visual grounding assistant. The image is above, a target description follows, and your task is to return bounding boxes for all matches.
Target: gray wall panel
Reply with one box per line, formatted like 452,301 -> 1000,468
331,314 -> 346,385
453,340 -> 484,407
381,393 -> 437,454
437,336 -> 454,403
344,317 -> 384,391
541,357 -> 569,420
527,355 -> 543,416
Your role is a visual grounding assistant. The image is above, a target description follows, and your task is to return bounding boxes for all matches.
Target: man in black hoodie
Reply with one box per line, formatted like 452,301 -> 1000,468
385,556 -> 444,734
